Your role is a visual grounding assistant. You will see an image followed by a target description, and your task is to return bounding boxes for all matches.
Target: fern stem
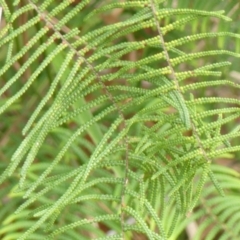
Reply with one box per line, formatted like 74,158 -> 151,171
149,0 -> 218,217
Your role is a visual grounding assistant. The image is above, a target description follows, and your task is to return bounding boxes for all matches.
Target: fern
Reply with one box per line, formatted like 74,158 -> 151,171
0,0 -> 240,239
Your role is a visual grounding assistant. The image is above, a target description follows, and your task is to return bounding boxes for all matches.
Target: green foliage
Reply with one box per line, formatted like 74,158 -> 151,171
0,0 -> 240,239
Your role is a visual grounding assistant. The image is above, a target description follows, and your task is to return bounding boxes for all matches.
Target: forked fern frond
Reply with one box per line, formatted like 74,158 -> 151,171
0,0 -> 240,239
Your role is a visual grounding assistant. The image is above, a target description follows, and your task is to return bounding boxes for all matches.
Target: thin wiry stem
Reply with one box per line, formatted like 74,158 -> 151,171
149,0 -> 214,212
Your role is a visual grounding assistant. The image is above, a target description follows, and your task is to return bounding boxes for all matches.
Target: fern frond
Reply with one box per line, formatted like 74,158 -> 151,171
1,0 -> 240,239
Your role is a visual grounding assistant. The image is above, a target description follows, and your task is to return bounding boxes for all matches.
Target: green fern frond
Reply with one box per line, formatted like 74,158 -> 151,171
0,0 -> 240,239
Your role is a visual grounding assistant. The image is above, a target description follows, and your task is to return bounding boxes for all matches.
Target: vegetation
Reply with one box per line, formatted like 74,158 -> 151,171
0,0 -> 240,239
